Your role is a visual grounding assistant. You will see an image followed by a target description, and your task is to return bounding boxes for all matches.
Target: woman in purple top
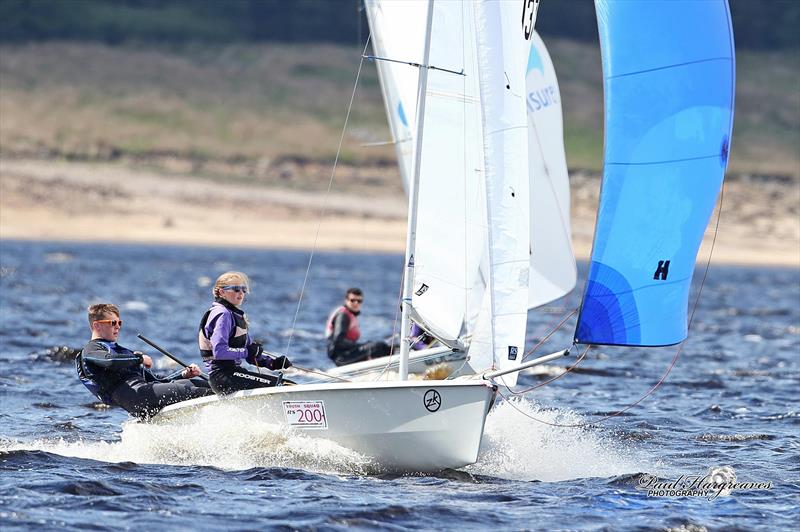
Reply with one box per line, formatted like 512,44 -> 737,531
198,271 -> 292,395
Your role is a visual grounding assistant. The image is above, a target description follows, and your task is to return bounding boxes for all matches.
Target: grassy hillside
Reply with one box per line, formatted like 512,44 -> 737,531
1,41 -> 797,180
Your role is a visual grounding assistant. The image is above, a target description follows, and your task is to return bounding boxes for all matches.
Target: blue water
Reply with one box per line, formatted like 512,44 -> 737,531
1,240 -> 798,530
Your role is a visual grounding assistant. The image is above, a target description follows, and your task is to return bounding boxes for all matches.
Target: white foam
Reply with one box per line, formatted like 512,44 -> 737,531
121,301 -> 149,312
44,252 -> 73,263
467,397 -> 644,482
3,398 -> 645,480
1,403 -> 374,475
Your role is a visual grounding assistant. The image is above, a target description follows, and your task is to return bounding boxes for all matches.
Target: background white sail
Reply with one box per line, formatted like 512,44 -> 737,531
363,0 -> 427,193
526,31 -> 577,308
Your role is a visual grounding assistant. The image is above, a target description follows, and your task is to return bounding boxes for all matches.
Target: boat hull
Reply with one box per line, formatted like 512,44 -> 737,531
153,380 -> 497,473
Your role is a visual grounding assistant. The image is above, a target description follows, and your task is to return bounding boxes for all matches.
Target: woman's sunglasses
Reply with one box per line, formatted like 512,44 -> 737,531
222,285 -> 248,294
95,319 -> 123,327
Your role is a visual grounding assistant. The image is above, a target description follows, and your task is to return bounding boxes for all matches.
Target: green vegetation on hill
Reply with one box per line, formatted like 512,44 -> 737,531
0,40 -> 797,179
1,0 -> 798,51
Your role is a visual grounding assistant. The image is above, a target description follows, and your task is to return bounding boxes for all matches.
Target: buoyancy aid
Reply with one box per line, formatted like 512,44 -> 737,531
76,351 -> 113,404
75,340 -> 141,404
198,298 -> 248,361
325,306 -> 360,342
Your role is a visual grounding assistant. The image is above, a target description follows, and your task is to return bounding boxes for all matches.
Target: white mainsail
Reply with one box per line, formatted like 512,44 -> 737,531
407,0 -> 486,347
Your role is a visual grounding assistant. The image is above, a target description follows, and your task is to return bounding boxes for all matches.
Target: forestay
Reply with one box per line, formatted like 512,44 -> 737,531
575,0 -> 736,347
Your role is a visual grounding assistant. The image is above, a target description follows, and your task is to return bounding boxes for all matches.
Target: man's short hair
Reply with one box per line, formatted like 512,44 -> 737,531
88,303 -> 120,325
345,287 -> 363,298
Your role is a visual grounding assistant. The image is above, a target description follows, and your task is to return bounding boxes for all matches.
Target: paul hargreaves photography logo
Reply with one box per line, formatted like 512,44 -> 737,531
636,466 -> 772,501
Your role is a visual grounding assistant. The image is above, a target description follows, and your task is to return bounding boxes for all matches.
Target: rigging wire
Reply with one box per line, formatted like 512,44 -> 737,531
487,306 -> 579,390
501,183 -> 728,428
282,36 -> 373,363
521,307 -> 578,361
292,364 -> 352,383
499,343 -> 590,396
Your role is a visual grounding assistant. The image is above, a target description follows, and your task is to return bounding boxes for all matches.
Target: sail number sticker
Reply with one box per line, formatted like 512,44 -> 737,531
521,0 -> 540,40
283,400 -> 328,429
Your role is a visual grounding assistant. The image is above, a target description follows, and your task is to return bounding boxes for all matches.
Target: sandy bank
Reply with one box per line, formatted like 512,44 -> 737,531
1,158 -> 798,267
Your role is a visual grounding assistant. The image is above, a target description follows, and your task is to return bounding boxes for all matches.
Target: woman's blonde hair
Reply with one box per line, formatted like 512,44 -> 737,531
212,271 -> 250,298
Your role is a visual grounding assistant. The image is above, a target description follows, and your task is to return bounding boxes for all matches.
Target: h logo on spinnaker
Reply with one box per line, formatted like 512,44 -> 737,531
653,260 -> 670,281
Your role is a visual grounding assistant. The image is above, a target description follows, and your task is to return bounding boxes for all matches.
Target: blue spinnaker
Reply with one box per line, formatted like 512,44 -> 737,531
575,0 -> 736,347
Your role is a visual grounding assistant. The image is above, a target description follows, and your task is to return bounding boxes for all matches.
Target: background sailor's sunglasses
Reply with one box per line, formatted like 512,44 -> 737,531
348,297 -> 364,303
95,319 -> 123,327
222,285 -> 248,294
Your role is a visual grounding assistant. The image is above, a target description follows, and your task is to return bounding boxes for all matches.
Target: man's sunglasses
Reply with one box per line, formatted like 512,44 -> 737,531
348,297 -> 364,303
95,319 -> 123,327
222,285 -> 248,294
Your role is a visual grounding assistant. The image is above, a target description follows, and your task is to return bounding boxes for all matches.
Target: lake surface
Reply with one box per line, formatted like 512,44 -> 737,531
1,240 -> 797,530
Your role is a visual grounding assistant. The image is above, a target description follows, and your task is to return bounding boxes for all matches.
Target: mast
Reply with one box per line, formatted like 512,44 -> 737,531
399,0 -> 435,381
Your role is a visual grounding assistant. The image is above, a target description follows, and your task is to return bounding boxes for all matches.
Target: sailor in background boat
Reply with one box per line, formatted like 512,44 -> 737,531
325,287 -> 392,366
410,323 -> 436,351
198,271 -> 292,394
76,303 -> 213,418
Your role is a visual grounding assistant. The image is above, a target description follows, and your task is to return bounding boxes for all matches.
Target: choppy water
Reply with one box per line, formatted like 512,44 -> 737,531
1,240 -> 798,530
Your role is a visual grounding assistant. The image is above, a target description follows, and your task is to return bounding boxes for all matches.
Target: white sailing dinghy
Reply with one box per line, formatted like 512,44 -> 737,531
154,0 -> 539,472
326,3 -> 575,381
154,0 -> 735,473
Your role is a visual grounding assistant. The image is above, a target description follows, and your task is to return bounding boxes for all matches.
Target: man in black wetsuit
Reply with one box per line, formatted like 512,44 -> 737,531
76,303 -> 212,418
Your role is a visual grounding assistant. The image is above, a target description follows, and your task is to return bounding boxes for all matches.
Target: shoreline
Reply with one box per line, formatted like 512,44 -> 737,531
1,158 -> 798,267
3,235 -> 799,270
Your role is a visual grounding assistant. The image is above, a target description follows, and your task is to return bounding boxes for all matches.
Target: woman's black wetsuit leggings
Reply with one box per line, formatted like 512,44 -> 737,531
111,377 -> 213,418
209,367 -> 281,395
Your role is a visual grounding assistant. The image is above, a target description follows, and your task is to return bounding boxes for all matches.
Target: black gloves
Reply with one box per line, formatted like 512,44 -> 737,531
271,355 -> 292,370
247,342 -> 263,358
248,342 -> 291,370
